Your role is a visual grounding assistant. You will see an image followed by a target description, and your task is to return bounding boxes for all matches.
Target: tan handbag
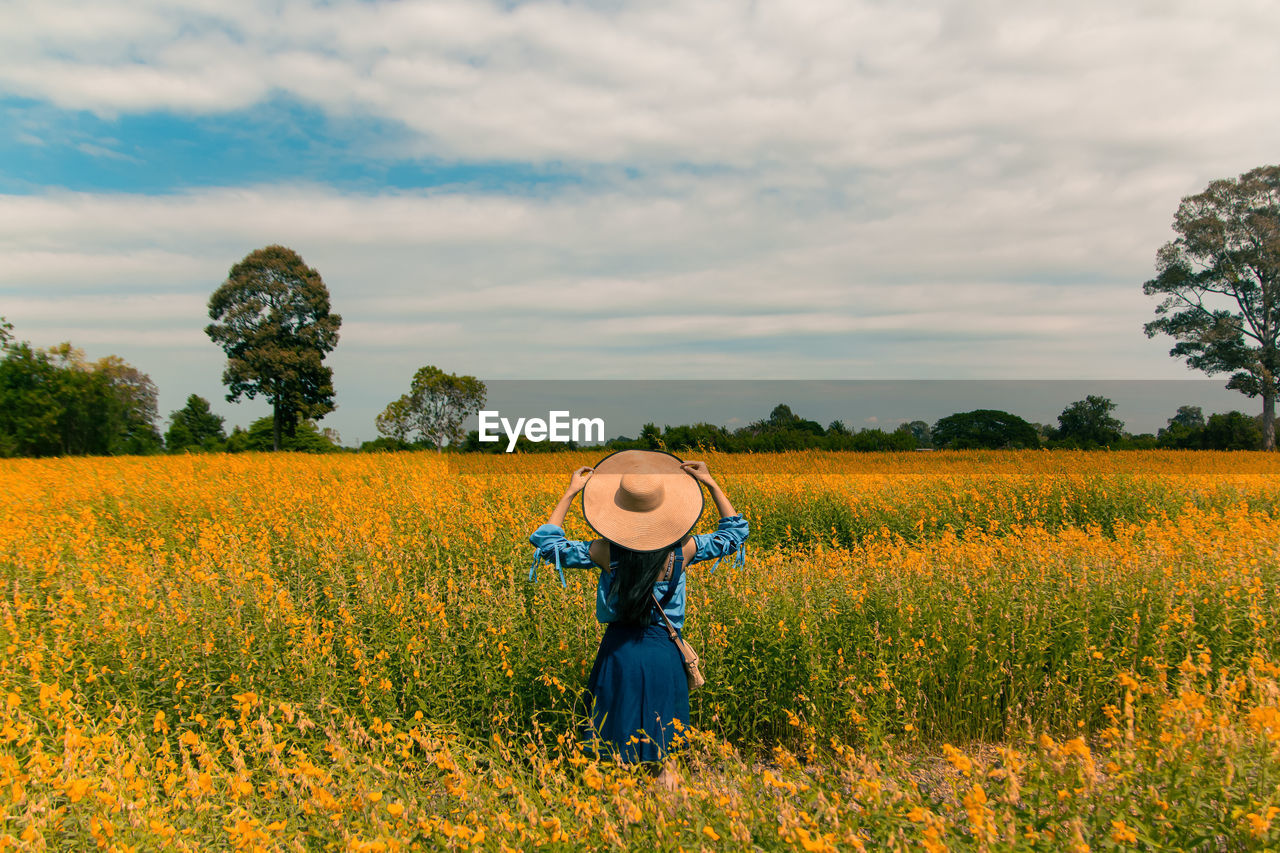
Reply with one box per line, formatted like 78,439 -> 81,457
651,592 -> 705,691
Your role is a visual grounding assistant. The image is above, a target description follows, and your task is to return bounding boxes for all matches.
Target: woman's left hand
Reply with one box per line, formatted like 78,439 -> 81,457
566,466 -> 594,494
679,460 -> 715,486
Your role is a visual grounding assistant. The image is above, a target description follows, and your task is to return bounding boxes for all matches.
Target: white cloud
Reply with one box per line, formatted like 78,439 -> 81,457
24,327 -> 203,348
2,0 -> 1278,172
339,320 -> 466,348
0,249 -> 213,285
0,175 -> 1204,439
3,1 -> 1279,437
3,292 -> 204,323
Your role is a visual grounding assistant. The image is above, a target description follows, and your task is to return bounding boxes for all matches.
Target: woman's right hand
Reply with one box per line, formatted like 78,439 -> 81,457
683,460 -> 736,518
566,466 -> 594,494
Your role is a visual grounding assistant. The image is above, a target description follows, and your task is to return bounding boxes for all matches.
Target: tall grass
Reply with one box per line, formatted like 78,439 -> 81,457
2,450 -> 1279,849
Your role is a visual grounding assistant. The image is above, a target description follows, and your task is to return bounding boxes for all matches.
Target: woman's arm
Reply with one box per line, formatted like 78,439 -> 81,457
678,461 -> 747,565
588,538 -> 610,570
528,466 -> 599,580
547,466 -> 593,527
680,461 -> 735,517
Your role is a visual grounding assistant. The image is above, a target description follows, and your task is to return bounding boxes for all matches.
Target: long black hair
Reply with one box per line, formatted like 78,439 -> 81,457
608,543 -> 672,625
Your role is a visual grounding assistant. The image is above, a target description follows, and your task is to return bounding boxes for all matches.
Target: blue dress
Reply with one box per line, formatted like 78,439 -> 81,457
529,514 -> 749,763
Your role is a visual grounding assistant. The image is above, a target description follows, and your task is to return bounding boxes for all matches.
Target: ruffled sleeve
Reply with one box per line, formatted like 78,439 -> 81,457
528,524 -> 597,586
690,514 -> 749,572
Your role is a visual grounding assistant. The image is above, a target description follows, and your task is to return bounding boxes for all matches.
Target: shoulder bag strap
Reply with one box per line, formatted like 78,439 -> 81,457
650,591 -> 681,642
656,545 -> 683,611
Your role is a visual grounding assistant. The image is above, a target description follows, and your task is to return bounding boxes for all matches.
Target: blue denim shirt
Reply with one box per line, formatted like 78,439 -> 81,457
528,514 -> 749,631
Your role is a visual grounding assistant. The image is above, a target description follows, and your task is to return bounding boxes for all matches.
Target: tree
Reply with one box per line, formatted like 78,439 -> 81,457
1144,165 -> 1280,450
1170,405 -> 1205,429
360,435 -> 415,453
0,339 -> 159,457
848,427 -> 915,452
0,316 -> 12,349
44,343 -> 108,455
1054,395 -> 1124,448
662,422 -> 729,451
758,404 -> 823,435
738,405 -> 824,446
1157,405 -> 1205,449
891,422 -> 923,449
768,404 -> 799,427
1201,411 -> 1262,450
904,420 -> 931,448
94,355 -> 162,454
931,409 -> 1040,449
242,416 -> 339,452
0,342 -> 62,457
206,246 -> 342,451
743,404 -> 796,436
225,417 -> 337,453
375,366 -> 486,452
46,348 -> 161,455
166,394 -> 227,452
224,425 -> 250,453
638,423 -> 662,450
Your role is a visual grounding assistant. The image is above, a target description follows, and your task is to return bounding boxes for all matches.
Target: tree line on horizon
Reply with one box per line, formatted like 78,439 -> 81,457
441,398 -> 1262,454
2,162 -> 1277,457
0,318 -> 1265,455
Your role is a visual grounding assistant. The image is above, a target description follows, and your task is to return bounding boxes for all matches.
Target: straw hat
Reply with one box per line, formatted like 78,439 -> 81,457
582,449 -> 704,552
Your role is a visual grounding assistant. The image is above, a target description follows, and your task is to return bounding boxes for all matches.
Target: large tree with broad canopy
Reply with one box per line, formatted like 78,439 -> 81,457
206,246 -> 342,451
1144,165 -> 1280,450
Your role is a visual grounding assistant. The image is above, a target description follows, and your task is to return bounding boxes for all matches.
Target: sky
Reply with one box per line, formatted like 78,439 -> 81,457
3,0 -> 1279,445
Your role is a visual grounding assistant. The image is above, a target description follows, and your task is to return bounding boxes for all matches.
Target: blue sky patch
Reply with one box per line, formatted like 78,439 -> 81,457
0,95 -> 585,195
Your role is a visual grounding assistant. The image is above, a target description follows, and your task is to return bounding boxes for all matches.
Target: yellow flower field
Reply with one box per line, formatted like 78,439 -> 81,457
1,450 -> 1279,850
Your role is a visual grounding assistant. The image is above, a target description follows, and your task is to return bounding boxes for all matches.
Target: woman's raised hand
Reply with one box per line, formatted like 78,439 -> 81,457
547,466 -> 594,528
682,461 -> 735,518
567,466 -> 594,494
679,461 -> 715,486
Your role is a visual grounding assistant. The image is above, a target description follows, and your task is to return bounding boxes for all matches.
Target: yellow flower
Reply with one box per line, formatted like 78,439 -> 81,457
541,816 -> 567,842
582,764 -> 603,791
66,778 -> 91,803
943,744 -> 972,776
1110,820 -> 1137,844
795,826 -> 839,853
1245,807 -> 1280,838
1062,737 -> 1091,759
618,796 -> 642,823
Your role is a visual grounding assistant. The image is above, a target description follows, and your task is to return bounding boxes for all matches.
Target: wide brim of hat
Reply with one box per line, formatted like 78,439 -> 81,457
582,449 -> 704,552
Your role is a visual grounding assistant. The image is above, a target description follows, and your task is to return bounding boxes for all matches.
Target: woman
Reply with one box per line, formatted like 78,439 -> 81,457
529,450 -> 748,789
